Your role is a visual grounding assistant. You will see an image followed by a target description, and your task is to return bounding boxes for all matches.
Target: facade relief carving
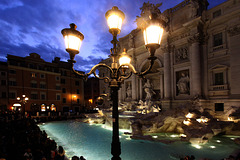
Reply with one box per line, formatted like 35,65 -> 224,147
188,33 -> 202,44
175,46 -> 189,63
169,33 -> 190,43
128,34 -> 135,48
228,26 -> 240,37
176,70 -> 190,95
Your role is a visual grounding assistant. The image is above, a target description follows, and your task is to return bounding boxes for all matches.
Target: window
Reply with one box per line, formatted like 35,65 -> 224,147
215,103 -> 224,111
1,80 -> 6,86
213,10 -> 221,19
31,93 -> 38,100
31,73 -> 37,78
40,83 -> 46,89
9,92 -> 16,99
41,93 -> 46,100
40,74 -> 45,79
75,81 -> 79,86
77,99 -> 80,104
56,94 -> 61,100
214,72 -> 224,85
9,80 -> 17,86
56,85 -> 61,90
61,79 -> 65,84
61,70 -> 67,76
9,69 -> 16,74
2,92 -> 6,98
63,98 -> 66,103
213,33 -> 223,47
77,89 -> 80,94
31,82 -> 37,88
56,76 -> 60,81
62,88 -> 66,93
1,72 -> 6,76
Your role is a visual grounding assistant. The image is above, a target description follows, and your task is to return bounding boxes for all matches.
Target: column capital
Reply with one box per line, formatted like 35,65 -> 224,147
188,33 -> 202,44
161,44 -> 174,53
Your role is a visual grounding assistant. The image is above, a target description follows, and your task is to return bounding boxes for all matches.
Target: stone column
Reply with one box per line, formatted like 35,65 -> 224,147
189,34 -> 202,96
228,26 -> 240,96
139,79 -> 143,100
160,72 -> 164,99
132,75 -> 137,100
162,45 -> 171,99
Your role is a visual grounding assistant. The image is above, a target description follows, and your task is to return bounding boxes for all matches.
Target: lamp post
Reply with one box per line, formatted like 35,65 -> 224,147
17,94 -> 29,116
61,5 -> 167,160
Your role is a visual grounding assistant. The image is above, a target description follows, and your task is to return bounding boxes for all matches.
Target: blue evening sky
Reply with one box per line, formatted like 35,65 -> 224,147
0,0 -> 227,73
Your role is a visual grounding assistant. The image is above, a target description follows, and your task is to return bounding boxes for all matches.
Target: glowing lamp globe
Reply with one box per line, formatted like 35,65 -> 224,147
105,6 -> 125,35
119,49 -> 131,66
61,23 -> 84,61
143,24 -> 163,47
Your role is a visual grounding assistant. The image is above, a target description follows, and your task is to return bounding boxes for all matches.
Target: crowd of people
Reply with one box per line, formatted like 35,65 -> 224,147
0,111 -> 86,160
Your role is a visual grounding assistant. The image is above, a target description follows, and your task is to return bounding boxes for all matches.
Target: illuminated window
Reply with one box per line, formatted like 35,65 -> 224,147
31,73 -> 36,78
41,104 -> 46,112
50,104 -> 56,111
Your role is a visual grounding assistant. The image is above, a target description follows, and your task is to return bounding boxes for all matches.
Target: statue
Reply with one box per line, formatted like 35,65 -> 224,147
126,84 -> 132,99
177,73 -> 190,95
143,79 -> 155,101
189,0 -> 199,18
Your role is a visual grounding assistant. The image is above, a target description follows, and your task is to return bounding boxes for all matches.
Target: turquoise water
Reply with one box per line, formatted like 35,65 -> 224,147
39,120 -> 240,160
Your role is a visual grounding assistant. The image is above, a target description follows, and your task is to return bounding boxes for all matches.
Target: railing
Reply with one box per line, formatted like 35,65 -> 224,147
170,0 -> 190,13
210,84 -> 228,91
212,45 -> 224,51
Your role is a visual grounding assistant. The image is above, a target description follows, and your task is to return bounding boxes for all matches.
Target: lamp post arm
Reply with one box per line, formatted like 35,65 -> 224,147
117,57 -> 155,78
86,63 -> 113,82
136,58 -> 155,76
72,63 -> 113,83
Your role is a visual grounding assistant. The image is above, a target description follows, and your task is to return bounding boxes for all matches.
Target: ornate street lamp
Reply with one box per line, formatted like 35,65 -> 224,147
17,94 -> 29,115
61,4 -> 167,160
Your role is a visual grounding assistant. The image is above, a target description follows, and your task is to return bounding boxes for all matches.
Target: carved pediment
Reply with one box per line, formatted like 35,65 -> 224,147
210,64 -> 228,70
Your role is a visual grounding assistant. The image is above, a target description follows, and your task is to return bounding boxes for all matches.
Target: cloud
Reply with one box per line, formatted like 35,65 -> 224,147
0,0 -> 227,74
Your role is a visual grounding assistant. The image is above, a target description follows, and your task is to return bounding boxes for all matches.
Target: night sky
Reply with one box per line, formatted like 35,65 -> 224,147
0,0 -> 227,73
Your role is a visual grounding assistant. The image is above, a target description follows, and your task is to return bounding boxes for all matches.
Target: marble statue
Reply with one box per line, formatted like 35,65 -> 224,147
126,84 -> 132,98
177,73 -> 190,94
143,79 -> 155,101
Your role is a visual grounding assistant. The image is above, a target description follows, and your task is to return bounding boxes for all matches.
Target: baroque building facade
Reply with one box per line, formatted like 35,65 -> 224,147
0,53 -> 85,113
99,0 -> 240,118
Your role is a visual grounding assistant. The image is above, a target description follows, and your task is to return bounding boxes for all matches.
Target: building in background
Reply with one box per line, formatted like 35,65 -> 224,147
99,0 -> 240,120
0,53 -> 85,114
0,62 -> 8,111
84,77 -> 100,111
